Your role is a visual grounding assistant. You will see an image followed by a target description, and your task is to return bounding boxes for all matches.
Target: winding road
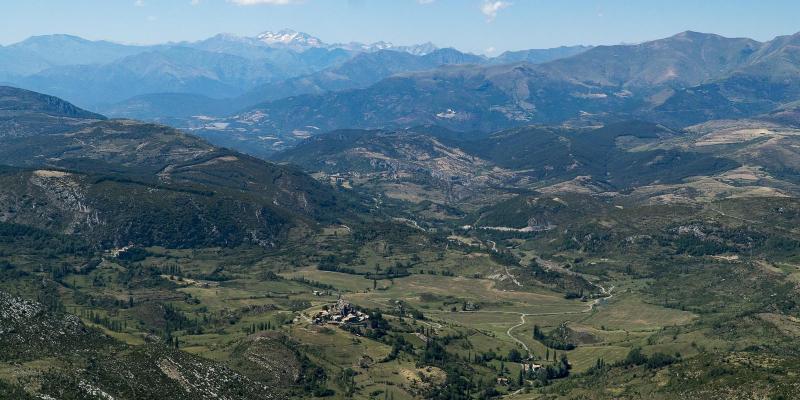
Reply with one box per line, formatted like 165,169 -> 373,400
332,239 -> 616,356
505,284 -> 614,354
416,283 -> 615,354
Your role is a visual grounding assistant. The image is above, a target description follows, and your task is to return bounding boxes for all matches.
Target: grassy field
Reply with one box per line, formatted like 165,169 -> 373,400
581,294 -> 697,331
4,193 -> 800,399
277,267 -> 706,379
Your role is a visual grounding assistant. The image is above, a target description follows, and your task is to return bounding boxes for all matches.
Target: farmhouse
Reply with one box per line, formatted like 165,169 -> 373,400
522,363 -> 543,372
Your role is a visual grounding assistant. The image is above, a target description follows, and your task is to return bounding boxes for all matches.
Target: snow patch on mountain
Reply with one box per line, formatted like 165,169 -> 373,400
255,29 -> 438,55
257,29 -> 324,48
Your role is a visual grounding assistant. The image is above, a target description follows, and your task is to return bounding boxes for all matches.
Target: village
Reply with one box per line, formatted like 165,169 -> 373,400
312,298 -> 370,326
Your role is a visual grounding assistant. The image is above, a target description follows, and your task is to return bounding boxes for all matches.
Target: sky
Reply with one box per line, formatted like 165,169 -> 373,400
1,0 -> 799,55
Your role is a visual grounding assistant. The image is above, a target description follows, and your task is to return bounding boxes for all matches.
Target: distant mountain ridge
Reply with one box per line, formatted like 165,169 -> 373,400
489,45 -> 592,65
196,30 -> 800,157
0,30 -> 590,116
0,34 -> 147,77
9,28 -> 800,160
96,47 -> 487,122
15,46 -> 292,106
231,47 -> 487,107
0,85 -> 105,120
0,30 -> 452,111
0,85 -> 106,137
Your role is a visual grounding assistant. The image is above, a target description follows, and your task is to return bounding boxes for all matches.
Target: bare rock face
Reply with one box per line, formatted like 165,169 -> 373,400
230,332 -> 303,386
0,290 -> 284,400
0,291 -> 101,360
0,88 -> 356,250
276,129 -> 522,206
30,170 -> 99,233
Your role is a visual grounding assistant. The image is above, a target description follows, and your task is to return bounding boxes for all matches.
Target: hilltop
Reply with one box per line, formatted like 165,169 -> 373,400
0,86 -> 359,249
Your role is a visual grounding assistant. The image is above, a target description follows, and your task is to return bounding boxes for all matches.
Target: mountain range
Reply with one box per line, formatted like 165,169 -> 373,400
0,30 -> 590,119
7,30 -> 800,163
191,30 -> 800,157
271,120 -> 773,212
100,47 -> 487,122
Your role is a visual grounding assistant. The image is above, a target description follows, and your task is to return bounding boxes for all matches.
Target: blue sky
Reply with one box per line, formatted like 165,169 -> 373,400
2,0 -> 799,54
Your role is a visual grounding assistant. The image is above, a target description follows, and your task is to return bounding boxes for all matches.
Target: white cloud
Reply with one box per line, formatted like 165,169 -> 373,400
229,0 -> 303,5
146,15 -> 158,22
481,1 -> 511,22
418,0 -> 436,4
134,0 -> 145,6
190,0 -> 201,5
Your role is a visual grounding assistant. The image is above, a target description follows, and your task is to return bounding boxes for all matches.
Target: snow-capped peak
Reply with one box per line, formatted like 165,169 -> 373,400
400,42 -> 439,56
334,41 -> 395,52
330,41 -> 438,55
253,29 -> 438,55
256,29 -> 324,48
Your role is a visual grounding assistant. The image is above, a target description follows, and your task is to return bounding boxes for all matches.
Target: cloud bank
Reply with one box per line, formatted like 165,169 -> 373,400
481,1 -> 511,22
